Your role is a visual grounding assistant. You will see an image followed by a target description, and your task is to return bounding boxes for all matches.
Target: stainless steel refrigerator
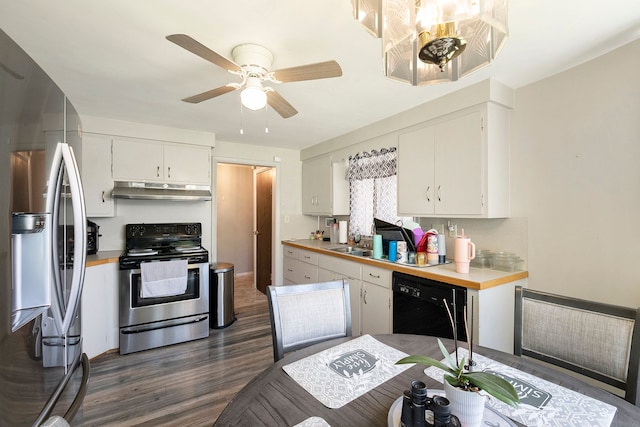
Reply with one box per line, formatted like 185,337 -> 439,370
1,28 -> 90,426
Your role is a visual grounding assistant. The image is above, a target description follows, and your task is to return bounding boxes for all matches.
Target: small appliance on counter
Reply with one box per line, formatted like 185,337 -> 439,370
86,220 -> 100,254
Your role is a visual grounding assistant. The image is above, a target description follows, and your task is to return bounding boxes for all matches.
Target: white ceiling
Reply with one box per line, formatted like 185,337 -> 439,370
1,1 -> 639,151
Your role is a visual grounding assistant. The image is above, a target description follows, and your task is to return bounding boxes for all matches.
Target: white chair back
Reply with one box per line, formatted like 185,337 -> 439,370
514,286 -> 640,405
267,280 -> 352,362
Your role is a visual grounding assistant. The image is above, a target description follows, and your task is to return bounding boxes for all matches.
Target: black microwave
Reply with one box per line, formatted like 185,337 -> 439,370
59,220 -> 100,257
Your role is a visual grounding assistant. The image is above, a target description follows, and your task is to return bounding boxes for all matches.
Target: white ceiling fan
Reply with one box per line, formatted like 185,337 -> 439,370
166,34 -> 343,118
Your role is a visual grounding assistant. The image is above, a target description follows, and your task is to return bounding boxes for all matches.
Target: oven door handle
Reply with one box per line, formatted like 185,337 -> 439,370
121,314 -> 209,334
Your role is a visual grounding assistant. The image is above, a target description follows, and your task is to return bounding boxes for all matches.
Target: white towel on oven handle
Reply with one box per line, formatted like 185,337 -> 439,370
140,259 -> 188,298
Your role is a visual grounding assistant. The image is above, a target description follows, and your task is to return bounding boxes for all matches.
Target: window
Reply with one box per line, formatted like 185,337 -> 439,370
346,148 -> 410,236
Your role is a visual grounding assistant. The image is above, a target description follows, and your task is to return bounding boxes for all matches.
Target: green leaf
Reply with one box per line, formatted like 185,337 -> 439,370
463,372 -> 520,408
438,339 -> 457,369
395,355 -> 455,376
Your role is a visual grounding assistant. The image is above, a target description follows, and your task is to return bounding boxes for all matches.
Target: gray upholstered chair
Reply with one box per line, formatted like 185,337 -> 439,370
514,286 -> 640,405
267,280 -> 352,362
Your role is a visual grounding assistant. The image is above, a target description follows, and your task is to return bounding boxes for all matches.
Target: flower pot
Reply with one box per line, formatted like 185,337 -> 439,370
443,381 -> 485,427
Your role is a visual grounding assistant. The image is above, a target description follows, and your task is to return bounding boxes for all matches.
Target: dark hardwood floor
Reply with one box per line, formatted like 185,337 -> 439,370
74,274 -> 273,426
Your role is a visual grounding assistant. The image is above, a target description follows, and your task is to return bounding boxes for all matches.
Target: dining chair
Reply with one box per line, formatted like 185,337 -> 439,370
267,279 -> 352,362
514,286 -> 640,405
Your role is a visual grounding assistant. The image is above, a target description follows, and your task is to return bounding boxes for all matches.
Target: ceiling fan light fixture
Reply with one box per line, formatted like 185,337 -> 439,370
351,0 -> 508,85
240,77 -> 267,110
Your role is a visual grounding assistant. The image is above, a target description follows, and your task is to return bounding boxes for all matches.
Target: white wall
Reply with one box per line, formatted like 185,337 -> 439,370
216,164 -> 253,274
510,39 -> 640,306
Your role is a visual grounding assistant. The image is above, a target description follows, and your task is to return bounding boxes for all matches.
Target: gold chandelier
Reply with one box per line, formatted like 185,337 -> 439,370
351,0 -> 508,85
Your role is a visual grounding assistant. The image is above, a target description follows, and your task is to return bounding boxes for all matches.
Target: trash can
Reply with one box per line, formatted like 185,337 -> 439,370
210,262 -> 235,328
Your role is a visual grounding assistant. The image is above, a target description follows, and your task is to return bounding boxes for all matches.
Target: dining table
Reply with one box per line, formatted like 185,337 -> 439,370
213,334 -> 640,426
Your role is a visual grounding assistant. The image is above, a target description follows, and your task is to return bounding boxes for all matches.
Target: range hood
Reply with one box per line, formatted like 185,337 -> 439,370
111,181 -> 212,201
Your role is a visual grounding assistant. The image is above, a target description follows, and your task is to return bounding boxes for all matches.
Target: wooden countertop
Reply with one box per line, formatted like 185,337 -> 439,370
282,240 -> 528,290
86,250 -> 121,267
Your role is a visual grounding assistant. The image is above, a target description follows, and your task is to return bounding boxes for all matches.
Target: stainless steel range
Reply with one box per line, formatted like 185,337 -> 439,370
119,222 -> 209,354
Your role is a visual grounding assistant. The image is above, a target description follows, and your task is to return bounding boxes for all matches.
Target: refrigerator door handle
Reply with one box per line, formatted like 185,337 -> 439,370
33,352 -> 90,426
45,143 -> 87,335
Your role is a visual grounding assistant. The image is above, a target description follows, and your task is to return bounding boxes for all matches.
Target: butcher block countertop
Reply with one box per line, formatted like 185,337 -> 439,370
86,250 -> 121,267
282,239 -> 528,290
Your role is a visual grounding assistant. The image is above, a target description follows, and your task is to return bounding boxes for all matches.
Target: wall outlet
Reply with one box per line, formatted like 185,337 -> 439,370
448,223 -> 458,238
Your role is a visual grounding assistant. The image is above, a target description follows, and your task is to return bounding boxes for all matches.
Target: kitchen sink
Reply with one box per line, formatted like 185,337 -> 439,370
327,246 -> 373,257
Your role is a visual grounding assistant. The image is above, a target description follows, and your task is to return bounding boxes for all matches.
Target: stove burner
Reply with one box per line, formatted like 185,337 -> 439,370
120,222 -> 208,270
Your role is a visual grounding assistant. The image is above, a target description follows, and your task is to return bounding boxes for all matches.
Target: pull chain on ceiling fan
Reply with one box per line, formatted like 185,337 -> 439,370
166,34 -> 343,119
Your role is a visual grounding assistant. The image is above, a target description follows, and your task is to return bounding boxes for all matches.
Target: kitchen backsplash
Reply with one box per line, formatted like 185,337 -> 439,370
317,215 -> 528,270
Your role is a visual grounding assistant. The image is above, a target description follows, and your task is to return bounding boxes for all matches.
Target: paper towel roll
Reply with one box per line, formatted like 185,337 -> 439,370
373,234 -> 383,259
339,221 -> 348,244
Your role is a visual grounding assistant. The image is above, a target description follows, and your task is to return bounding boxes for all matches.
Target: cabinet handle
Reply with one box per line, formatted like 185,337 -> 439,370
369,273 -> 380,279
287,268 -> 293,272
304,275 -> 311,279
426,186 -> 431,203
167,166 -> 171,178
363,290 -> 368,304
156,166 -> 160,177
437,185 -> 442,202
101,191 -> 105,203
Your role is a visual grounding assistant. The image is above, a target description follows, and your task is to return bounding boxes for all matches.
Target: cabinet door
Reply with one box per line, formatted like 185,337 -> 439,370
302,156 -> 331,214
82,263 -> 118,358
112,139 -> 163,181
284,258 -> 318,284
361,282 -> 391,335
164,144 -> 210,184
397,126 -> 435,216
434,111 -> 482,215
82,134 -> 114,217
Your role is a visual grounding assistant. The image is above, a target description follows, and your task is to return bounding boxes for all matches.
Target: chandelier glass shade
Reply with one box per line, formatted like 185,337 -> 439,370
351,0 -> 508,85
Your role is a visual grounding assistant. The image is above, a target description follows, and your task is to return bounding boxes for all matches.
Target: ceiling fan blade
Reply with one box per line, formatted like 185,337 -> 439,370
272,60 -> 342,83
167,34 -> 241,72
182,85 -> 237,104
266,91 -> 298,118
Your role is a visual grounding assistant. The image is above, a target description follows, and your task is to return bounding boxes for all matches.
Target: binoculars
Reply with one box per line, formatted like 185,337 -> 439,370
400,380 -> 461,427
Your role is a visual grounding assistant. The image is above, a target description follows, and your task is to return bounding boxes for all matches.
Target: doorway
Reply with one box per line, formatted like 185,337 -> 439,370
255,168 -> 273,293
216,163 -> 274,294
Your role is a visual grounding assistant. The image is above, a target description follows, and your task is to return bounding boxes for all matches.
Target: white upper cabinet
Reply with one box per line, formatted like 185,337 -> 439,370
163,143 -> 211,184
81,133 -> 115,217
302,155 -> 349,215
112,138 -> 210,185
398,103 -> 510,218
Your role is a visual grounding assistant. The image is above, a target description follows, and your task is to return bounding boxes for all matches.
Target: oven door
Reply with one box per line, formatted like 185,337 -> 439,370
119,261 -> 209,328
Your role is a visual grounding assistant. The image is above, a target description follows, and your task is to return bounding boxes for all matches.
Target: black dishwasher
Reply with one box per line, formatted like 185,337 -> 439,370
392,271 -> 467,341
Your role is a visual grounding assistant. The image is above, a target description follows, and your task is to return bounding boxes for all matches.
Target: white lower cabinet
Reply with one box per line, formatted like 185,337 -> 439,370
318,255 -> 392,336
82,262 -> 118,359
283,248 -> 318,285
361,265 -> 392,335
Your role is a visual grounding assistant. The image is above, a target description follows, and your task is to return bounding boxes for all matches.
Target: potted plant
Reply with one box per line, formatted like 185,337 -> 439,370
397,339 -> 519,427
